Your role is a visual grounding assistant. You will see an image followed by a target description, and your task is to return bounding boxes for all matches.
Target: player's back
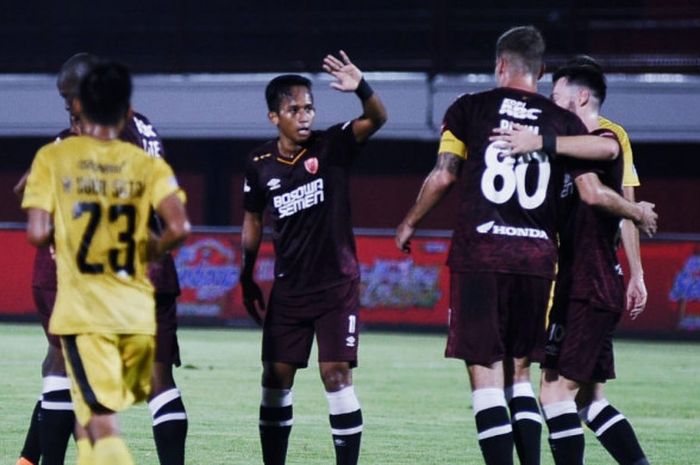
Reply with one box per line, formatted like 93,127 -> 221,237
24,136 -> 181,335
441,87 -> 588,279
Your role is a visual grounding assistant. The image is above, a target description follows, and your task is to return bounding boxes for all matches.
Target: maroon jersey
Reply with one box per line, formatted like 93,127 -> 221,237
555,129 -> 625,311
441,88 -> 588,279
244,122 -> 360,295
31,112 -> 180,295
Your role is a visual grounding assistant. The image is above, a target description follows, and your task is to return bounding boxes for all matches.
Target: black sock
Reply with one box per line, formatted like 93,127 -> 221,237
19,400 -> 42,464
472,388 -> 514,465
259,388 -> 293,465
149,388 -> 188,465
326,387 -> 363,465
506,383 -> 542,465
543,401 -> 584,465
581,400 -> 648,465
39,377 -> 74,465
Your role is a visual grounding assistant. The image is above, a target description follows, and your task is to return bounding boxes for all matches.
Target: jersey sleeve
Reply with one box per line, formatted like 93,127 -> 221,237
438,95 -> 470,159
150,158 -> 186,209
21,146 -> 54,213
326,121 -> 360,166
243,158 -> 266,213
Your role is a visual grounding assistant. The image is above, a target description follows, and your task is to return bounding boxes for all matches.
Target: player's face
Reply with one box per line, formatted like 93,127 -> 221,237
551,77 -> 579,113
59,86 -> 82,135
270,86 -> 315,144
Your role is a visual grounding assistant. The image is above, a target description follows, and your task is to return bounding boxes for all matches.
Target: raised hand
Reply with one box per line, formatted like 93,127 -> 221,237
322,50 -> 363,92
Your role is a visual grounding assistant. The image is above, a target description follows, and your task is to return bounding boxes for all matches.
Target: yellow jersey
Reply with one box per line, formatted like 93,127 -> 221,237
22,136 -> 185,335
598,116 -> 640,188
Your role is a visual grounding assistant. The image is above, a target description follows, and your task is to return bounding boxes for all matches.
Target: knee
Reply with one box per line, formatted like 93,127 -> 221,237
262,363 -> 295,389
42,345 -> 67,377
320,365 -> 352,392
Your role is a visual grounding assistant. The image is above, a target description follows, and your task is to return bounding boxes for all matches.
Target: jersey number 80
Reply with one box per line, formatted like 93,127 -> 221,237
480,142 -> 550,210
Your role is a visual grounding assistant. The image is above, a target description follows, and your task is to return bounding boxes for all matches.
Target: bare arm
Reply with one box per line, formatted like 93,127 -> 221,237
322,50 -> 388,143
491,124 -> 619,160
620,186 -> 647,319
395,152 -> 461,253
574,173 -> 657,237
13,170 -> 30,199
241,211 -> 265,325
26,208 -> 53,247
149,193 -> 191,259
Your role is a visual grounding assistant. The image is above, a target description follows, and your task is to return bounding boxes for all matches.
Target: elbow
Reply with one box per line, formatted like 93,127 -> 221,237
579,187 -> 604,207
172,219 -> 192,244
434,171 -> 457,190
27,230 -> 50,247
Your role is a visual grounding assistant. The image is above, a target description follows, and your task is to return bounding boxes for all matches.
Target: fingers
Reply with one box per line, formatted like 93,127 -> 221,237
338,50 -> 351,64
324,53 -> 345,71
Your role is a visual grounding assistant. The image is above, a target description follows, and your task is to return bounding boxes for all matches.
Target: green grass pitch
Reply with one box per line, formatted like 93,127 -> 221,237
1,323 -> 698,464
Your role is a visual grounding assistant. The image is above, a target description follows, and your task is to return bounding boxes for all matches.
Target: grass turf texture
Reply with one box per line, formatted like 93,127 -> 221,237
1,323 -> 698,464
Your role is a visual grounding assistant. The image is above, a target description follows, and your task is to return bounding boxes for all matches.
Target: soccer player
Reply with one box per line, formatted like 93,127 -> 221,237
492,63 -> 654,465
395,25 -> 593,465
14,53 -> 189,465
240,50 -> 387,465
22,61 -> 190,465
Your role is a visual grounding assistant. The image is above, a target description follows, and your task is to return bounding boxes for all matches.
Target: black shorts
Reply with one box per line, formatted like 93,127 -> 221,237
445,271 -> 551,365
262,279 -> 360,368
33,286 -> 60,348
543,299 -> 620,383
155,293 -> 181,367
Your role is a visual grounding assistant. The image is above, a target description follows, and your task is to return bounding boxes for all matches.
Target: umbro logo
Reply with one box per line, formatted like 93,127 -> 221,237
345,336 -> 356,347
267,178 -> 281,191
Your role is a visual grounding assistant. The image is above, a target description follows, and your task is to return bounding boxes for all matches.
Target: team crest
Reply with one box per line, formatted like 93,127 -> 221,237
304,157 -> 319,174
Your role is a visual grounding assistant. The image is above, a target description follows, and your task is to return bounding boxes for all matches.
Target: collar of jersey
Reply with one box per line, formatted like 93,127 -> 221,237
276,147 -> 308,165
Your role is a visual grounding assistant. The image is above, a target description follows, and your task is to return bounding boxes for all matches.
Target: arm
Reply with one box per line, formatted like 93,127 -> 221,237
26,208 -> 53,247
13,170 -> 30,199
322,50 -> 388,143
149,193 -> 191,259
621,186 -> 647,319
396,153 -> 461,253
240,210 -> 265,325
490,124 -> 618,160
574,173 -> 657,237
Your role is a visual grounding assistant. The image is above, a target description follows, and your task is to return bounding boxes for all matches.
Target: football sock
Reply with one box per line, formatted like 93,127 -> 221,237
92,436 -> 134,465
580,399 -> 648,465
39,376 -> 74,465
149,388 -> 188,465
472,388 -> 514,465
505,382 -> 542,465
75,438 -> 92,465
18,399 -> 42,465
326,386 -> 363,465
259,388 -> 293,465
542,401 -> 584,465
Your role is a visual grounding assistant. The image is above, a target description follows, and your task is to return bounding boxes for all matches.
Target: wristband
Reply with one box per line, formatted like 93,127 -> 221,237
541,132 -> 557,157
354,78 -> 374,102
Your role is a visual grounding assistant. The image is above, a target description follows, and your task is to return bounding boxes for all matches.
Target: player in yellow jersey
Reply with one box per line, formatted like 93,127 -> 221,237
22,61 -> 190,465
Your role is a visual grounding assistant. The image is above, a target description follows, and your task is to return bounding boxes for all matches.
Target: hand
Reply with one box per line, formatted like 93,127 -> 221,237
241,276 -> 265,326
635,201 -> 657,237
322,50 -> 363,92
489,123 -> 542,155
626,275 -> 647,320
395,221 -> 415,254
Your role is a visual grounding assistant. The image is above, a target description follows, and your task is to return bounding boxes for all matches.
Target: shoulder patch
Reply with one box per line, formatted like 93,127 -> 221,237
253,153 -> 272,162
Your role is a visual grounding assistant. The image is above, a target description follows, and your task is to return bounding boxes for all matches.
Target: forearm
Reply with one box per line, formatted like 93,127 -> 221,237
553,135 -> 619,160
402,169 -> 454,228
241,212 -> 262,279
621,186 -> 643,278
353,79 -> 388,142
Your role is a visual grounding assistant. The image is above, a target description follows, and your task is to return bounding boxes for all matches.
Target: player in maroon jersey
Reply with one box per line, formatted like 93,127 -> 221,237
395,26 -> 593,465
14,53 -> 188,465
241,51 -> 387,465
491,64 -> 654,465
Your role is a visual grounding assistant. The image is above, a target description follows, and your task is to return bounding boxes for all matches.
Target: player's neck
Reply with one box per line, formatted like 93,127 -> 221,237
498,73 -> 538,93
277,138 -> 302,159
81,121 -> 123,141
579,109 -> 601,132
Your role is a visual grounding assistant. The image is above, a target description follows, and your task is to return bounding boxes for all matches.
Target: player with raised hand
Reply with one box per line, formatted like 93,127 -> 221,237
241,50 -> 386,465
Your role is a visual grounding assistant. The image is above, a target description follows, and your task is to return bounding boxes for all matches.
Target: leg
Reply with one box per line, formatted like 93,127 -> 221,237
468,361 -> 514,465
504,357 -> 542,465
87,413 -> 134,465
260,362 -> 298,465
539,370 -> 585,465
577,384 -> 649,465
149,293 -> 187,465
320,362 -> 362,465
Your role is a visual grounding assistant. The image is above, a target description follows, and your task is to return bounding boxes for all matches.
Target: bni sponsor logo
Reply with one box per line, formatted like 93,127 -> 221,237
476,220 -> 548,239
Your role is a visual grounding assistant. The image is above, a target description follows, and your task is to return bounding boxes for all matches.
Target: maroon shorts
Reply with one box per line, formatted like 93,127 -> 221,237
155,293 -> 181,367
445,271 -> 551,365
32,286 -> 60,348
543,299 -> 620,383
262,279 -> 360,368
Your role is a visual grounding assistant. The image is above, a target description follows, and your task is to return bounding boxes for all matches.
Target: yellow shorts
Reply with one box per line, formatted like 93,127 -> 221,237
62,333 -> 155,426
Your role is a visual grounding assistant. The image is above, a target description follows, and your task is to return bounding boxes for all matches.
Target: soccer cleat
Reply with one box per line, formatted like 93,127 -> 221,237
16,458 -> 36,465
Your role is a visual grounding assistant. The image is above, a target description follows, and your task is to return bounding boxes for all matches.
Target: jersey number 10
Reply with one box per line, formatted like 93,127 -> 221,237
74,202 -> 137,276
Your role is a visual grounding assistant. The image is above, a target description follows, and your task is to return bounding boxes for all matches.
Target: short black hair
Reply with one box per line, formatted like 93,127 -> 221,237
495,25 -> 545,76
57,52 -> 100,99
564,54 -> 603,73
79,61 -> 132,126
265,74 -> 312,112
553,64 -> 607,105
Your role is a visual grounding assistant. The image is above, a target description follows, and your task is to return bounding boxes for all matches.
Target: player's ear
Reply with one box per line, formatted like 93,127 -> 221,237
268,111 -> 279,126
578,88 -> 590,107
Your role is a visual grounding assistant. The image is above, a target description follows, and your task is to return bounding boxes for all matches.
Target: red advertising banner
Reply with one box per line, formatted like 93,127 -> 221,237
1,225 -> 699,336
